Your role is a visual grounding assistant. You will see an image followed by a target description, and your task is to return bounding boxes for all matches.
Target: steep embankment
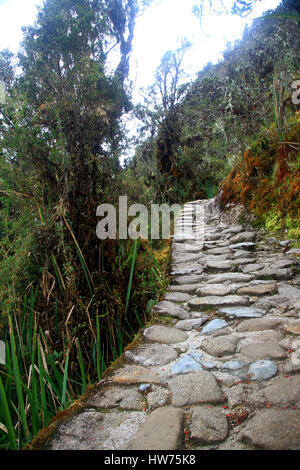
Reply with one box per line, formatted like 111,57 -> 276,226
220,111 -> 300,240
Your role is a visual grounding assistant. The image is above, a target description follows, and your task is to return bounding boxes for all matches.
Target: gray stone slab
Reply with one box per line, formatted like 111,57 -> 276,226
251,268 -> 293,280
86,385 -> 145,410
125,343 -> 178,367
240,409 -> 300,450
236,318 -> 283,332
207,273 -> 253,284
143,325 -> 188,344
206,260 -> 233,270
190,407 -> 228,444
152,301 -> 190,319
168,283 -> 202,293
239,341 -> 287,360
247,360 -> 277,382
200,319 -> 229,336
172,274 -> 206,285
201,335 -> 239,357
236,284 -> 278,296
229,242 -> 255,251
146,386 -> 170,410
278,285 -> 300,300
50,410 -> 147,450
262,375 -> 300,404
175,317 -> 209,331
169,371 -> 225,407
127,407 -> 184,450
164,292 -> 192,303
171,352 -> 204,375
189,295 -> 250,309
242,263 -> 264,273
219,306 -> 266,318
196,285 -> 233,297
110,365 -> 162,385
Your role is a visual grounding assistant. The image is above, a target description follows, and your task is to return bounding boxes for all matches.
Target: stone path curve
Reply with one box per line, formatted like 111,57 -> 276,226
33,199 -> 300,451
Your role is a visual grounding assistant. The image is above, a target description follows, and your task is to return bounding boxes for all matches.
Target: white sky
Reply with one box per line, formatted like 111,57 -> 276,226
0,0 -> 282,101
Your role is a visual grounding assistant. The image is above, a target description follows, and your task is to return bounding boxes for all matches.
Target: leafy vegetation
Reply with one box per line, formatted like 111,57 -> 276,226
128,0 -> 300,204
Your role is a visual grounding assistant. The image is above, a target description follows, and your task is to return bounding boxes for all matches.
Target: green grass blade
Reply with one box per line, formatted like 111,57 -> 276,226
0,374 -> 17,450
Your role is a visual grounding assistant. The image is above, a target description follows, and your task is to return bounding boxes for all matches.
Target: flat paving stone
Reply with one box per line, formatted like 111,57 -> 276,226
232,251 -> 255,259
190,407 -> 228,444
278,285 -> 300,300
230,232 -> 256,243
284,321 -> 300,335
262,375 -> 300,404
205,247 -> 231,255
175,317 -> 209,331
207,273 -> 253,284
125,343 -> 178,367
239,341 -> 287,360
201,335 -> 239,357
168,284 -> 202,293
169,371 -> 225,407
50,410 -> 147,450
143,325 -> 188,344
153,301 -> 190,319
236,284 -> 278,296
219,306 -> 266,318
200,319 -> 229,336
146,386 -> 170,410
86,385 -> 145,410
247,360 -> 277,382
236,317 -> 283,332
251,268 -> 293,280
229,242 -> 255,251
171,352 -> 204,375
164,292 -> 192,303
196,285 -> 233,296
172,274 -> 205,285
240,409 -> 300,450
127,407 -> 184,450
242,263 -> 264,273
171,264 -> 204,275
206,260 -> 233,270
189,295 -> 249,309
110,365 -> 162,385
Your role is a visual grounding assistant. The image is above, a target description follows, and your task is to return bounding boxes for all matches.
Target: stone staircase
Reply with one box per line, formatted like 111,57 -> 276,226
31,199 -> 300,451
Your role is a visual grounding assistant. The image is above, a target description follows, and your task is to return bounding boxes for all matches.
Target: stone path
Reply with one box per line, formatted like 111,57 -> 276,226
33,199 -> 300,451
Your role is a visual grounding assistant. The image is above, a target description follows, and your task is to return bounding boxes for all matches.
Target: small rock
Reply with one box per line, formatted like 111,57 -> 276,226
171,352 -> 204,375
247,360 -> 277,381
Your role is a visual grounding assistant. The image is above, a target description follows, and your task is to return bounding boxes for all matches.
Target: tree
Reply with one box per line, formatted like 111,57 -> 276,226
0,0 -> 150,366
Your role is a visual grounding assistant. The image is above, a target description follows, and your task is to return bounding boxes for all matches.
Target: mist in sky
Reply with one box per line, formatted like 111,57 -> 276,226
0,0 -> 282,98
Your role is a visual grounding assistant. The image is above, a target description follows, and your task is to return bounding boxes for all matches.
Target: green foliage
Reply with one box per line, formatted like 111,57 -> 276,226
129,0 -> 300,205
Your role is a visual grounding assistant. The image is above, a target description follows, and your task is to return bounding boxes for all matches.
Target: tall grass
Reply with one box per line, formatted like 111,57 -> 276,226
0,239 -> 168,450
